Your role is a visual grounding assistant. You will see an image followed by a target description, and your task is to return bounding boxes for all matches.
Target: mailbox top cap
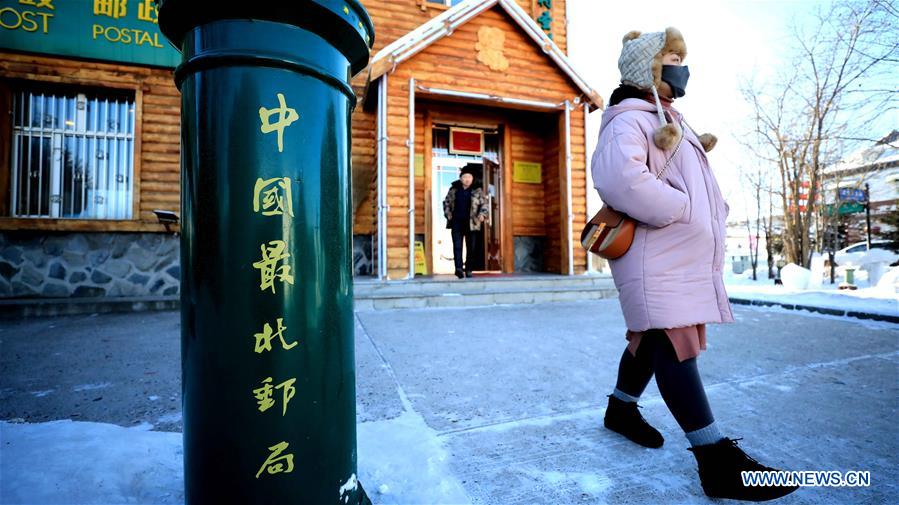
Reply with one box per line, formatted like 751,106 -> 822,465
156,0 -> 375,75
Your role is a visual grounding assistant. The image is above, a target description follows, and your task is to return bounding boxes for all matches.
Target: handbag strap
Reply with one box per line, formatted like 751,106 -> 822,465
654,118 -> 684,180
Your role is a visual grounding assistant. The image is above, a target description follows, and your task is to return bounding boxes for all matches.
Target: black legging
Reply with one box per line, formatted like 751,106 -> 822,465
614,329 -> 715,433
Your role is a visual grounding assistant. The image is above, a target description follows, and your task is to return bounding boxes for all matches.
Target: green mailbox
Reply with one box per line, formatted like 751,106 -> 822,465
156,2 -> 374,503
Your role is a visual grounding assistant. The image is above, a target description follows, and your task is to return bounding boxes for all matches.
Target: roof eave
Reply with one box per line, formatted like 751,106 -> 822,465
365,0 -> 603,110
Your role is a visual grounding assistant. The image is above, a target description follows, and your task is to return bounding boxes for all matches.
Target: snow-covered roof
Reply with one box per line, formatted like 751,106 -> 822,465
822,163 -> 899,203
824,130 -> 899,174
366,0 -> 603,110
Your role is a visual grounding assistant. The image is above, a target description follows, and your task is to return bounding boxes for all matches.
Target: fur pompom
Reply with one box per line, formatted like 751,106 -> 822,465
698,133 -> 717,152
622,30 -> 642,44
653,123 -> 682,150
662,27 -> 687,60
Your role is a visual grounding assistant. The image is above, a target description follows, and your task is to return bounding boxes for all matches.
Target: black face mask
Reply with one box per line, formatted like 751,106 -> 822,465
661,65 -> 690,98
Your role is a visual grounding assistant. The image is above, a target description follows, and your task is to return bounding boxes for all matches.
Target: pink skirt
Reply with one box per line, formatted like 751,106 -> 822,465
625,324 -> 707,362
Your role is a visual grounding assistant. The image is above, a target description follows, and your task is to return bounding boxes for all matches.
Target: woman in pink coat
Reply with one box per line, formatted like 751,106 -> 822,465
591,28 -> 798,502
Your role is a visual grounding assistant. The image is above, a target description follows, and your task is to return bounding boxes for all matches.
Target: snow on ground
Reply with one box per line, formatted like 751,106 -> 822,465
0,420 -> 183,505
357,402 -> 469,504
0,389 -> 469,505
724,267 -> 899,317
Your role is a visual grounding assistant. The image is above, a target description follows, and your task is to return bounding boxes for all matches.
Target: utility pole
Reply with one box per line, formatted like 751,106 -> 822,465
865,182 -> 872,249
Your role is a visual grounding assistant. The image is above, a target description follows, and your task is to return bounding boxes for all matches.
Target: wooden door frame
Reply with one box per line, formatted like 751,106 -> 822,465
424,112 -> 514,274
500,121 -> 514,273
423,110 -> 434,275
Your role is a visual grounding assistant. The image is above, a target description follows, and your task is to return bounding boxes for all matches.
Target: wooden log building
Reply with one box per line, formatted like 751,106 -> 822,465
0,0 -> 602,299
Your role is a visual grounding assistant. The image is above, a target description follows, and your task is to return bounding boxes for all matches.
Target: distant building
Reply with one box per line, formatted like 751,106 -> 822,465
821,130 -> 899,245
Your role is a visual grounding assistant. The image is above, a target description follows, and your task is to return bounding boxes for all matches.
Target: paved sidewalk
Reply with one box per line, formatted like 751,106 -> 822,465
1,301 -> 897,504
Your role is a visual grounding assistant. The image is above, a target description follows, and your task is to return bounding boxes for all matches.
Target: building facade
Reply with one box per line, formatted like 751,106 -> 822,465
821,130 -> 899,246
0,0 -> 601,299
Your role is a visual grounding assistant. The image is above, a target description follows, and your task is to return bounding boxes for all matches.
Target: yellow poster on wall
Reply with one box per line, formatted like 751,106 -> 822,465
414,241 -> 427,275
414,155 -> 424,177
513,161 -> 542,183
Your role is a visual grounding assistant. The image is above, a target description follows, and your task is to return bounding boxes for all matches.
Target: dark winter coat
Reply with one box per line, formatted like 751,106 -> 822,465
443,180 -> 489,231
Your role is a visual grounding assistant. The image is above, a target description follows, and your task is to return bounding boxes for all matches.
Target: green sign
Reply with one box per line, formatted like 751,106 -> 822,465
0,0 -> 180,68
826,202 -> 865,216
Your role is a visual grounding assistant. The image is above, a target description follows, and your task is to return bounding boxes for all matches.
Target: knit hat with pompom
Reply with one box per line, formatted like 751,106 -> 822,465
617,28 -> 717,152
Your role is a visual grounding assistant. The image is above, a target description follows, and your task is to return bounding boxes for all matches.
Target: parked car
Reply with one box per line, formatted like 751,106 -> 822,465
834,240 -> 899,266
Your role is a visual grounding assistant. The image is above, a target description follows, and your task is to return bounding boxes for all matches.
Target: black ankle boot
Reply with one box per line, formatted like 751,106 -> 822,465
454,269 -> 464,279
688,437 -> 799,501
603,394 -> 664,448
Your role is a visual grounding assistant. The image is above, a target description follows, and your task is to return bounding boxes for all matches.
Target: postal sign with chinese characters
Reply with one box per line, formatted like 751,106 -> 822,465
0,0 -> 181,68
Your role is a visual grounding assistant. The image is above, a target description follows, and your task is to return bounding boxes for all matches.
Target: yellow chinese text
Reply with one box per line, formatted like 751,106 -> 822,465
93,0 -> 127,19
255,441 -> 295,479
253,318 -> 298,353
259,93 -> 299,153
252,240 -> 295,294
18,0 -> 54,10
136,0 -> 156,23
253,176 -> 294,217
252,376 -> 297,416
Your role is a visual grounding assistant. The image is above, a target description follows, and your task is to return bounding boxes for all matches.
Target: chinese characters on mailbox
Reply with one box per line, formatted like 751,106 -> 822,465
252,93 -> 301,479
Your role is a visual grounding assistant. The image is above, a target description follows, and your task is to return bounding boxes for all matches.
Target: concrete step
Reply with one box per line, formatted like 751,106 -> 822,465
353,274 -> 618,311
0,275 -> 619,317
0,296 -> 179,319
354,274 -> 614,297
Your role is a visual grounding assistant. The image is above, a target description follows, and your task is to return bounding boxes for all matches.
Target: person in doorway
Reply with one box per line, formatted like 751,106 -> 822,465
443,164 -> 489,279
590,28 -> 799,501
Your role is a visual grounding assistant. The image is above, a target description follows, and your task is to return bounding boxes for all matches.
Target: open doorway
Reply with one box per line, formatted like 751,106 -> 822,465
430,125 -> 503,275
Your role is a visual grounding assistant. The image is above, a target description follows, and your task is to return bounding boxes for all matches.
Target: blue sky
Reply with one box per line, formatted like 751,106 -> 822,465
567,0 -> 898,222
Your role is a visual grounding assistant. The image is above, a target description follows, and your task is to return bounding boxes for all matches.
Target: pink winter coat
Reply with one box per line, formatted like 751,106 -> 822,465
591,98 -> 735,332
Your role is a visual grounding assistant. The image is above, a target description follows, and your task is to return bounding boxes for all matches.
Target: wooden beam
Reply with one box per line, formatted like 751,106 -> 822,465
558,111 -> 569,275
423,110 -> 434,275
132,86 -> 145,222
502,121 -> 515,272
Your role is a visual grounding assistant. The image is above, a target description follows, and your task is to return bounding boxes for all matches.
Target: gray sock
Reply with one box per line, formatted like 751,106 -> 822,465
611,388 -> 640,403
685,421 -> 725,447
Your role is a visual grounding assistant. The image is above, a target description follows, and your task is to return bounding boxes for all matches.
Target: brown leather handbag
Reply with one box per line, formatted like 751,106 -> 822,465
580,206 -> 636,259
582,129 -> 684,260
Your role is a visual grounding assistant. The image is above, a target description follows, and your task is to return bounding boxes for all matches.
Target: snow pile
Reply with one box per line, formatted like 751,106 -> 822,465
725,268 -> 899,317
0,405 -> 469,505
780,263 -> 812,290
357,400 -> 470,504
0,420 -> 183,505
875,266 -> 899,295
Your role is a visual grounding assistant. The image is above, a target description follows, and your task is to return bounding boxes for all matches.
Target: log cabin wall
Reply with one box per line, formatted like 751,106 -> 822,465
0,53 -> 184,298
370,4 -> 587,278
538,106 -> 587,276
0,53 -> 179,233
542,113 -> 562,274
0,0 -> 585,293
350,0 -> 574,276
509,117 -> 547,238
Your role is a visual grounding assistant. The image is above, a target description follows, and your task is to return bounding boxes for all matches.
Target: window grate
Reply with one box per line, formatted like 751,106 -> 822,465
10,88 -> 135,220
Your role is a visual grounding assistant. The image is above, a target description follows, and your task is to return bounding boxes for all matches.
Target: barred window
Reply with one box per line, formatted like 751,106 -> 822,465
10,85 -> 135,219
